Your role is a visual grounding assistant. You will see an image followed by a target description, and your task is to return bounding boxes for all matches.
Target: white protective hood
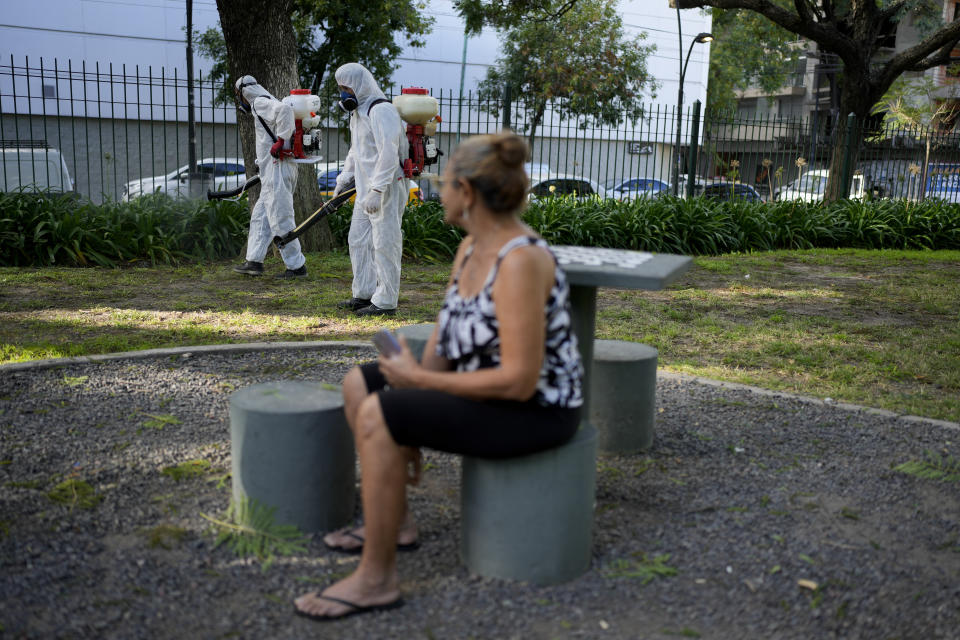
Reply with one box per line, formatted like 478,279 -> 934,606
334,63 -> 388,115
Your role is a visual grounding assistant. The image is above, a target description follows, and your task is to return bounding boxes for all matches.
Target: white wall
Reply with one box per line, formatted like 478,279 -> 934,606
1,0 -> 710,106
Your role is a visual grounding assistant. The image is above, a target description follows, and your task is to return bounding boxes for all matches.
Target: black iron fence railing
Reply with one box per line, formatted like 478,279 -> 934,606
3,56 -> 960,204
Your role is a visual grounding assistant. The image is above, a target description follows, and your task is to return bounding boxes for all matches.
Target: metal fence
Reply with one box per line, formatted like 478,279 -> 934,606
4,56 -> 960,204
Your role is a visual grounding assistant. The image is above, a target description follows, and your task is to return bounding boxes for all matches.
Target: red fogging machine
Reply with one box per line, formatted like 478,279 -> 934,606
393,87 -> 441,178
280,89 -> 323,163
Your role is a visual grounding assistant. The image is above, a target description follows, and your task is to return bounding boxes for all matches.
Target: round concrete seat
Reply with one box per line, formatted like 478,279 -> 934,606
460,425 -> 598,585
591,339 -> 658,453
229,381 -> 355,533
396,323 -> 436,362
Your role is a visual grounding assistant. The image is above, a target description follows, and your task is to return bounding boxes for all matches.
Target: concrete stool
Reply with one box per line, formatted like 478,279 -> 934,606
396,323 -> 436,362
460,425 -> 598,585
591,339 -> 658,453
230,380 -> 355,534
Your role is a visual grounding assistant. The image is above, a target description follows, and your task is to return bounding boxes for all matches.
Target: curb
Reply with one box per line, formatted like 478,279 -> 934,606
2,341 -> 956,432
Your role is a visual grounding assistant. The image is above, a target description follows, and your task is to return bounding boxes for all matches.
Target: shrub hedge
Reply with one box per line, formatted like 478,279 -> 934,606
0,192 -> 248,267
2,191 -> 958,268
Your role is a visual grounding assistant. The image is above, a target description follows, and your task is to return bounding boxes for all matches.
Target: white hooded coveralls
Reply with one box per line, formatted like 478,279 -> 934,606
334,63 -> 408,309
239,80 -> 306,270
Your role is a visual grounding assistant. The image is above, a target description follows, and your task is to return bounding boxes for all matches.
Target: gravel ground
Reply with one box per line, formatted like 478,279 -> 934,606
1,343 -> 959,640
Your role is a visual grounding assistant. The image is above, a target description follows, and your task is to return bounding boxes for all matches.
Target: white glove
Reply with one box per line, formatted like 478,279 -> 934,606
361,189 -> 383,213
332,181 -> 345,198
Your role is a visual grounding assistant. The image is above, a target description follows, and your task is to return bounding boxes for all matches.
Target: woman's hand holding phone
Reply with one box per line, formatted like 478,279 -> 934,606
372,329 -> 402,356
375,331 -> 422,389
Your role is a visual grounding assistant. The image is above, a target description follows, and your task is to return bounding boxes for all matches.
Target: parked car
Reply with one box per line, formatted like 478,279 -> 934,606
701,182 -> 763,202
316,161 -> 344,194
1,145 -> 75,194
316,161 -> 422,204
924,163 -> 960,203
122,157 -> 246,201
528,173 -> 609,201
774,169 -> 864,202
604,177 -> 669,201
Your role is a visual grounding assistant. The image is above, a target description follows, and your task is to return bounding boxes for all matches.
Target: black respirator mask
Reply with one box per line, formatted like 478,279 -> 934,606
338,90 -> 358,113
235,80 -> 257,114
235,92 -> 252,114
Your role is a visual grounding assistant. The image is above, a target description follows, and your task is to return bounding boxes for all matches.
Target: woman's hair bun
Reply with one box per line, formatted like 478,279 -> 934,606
492,132 -> 528,169
448,130 -> 530,214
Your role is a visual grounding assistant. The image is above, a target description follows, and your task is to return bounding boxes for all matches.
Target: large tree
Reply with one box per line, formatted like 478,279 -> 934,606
676,0 -> 960,201
476,0 -> 657,148
215,0 -> 334,251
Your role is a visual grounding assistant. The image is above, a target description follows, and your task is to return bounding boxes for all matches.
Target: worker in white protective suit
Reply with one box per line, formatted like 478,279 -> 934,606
232,75 -> 308,279
333,63 -> 408,316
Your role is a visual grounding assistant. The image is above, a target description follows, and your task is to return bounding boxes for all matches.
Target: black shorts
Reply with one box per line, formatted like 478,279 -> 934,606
360,362 -> 580,459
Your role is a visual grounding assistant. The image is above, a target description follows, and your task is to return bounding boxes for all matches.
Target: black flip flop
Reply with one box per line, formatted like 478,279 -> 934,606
323,529 -> 421,554
294,593 -> 405,622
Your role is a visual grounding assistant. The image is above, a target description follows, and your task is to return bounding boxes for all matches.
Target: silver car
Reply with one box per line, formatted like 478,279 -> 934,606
122,157 -> 246,201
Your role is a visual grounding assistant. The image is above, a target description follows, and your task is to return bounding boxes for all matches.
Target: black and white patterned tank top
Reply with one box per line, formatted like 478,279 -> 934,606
435,235 -> 583,409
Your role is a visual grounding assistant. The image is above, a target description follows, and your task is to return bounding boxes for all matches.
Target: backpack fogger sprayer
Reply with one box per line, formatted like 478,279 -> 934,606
394,87 -> 441,178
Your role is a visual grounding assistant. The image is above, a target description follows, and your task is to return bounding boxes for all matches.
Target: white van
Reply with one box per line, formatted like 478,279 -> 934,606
1,147 -> 75,194
774,169 -> 864,202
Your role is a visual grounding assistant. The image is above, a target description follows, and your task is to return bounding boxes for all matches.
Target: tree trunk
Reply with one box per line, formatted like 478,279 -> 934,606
823,77 -> 877,203
527,101 -> 546,159
215,0 -> 334,252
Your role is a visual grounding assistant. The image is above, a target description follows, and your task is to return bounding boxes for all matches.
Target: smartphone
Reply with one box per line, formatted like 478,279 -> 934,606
372,329 -> 402,357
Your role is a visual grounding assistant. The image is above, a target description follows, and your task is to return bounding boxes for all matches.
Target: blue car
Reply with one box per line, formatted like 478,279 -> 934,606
605,177 -> 670,201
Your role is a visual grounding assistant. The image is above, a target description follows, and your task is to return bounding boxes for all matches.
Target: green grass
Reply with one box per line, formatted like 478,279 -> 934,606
161,459 -> 212,482
0,247 -> 957,422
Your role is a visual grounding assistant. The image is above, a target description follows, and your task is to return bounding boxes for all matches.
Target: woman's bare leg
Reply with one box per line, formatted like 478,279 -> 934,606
295,395 -> 406,617
323,366 -> 417,551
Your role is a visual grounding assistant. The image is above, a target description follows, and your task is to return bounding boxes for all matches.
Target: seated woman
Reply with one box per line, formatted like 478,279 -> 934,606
294,130 -> 583,621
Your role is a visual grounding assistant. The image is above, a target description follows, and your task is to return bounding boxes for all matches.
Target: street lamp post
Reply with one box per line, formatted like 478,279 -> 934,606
672,31 -> 713,196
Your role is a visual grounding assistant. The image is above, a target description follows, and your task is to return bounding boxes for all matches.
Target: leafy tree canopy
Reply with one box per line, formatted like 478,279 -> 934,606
706,7 -> 798,114
477,0 -> 657,144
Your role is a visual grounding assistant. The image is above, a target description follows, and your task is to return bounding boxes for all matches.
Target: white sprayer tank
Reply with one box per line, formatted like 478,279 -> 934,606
394,88 -> 438,125
284,89 -> 322,119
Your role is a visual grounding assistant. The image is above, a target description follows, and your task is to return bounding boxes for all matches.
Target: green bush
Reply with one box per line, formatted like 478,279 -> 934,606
0,192 -> 249,267
4,191 -> 959,269
389,195 -> 959,257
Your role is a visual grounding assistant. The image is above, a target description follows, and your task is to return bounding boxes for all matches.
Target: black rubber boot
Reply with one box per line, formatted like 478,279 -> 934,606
336,297 -> 372,311
275,265 -> 307,279
233,260 -> 264,276
354,303 -> 397,317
